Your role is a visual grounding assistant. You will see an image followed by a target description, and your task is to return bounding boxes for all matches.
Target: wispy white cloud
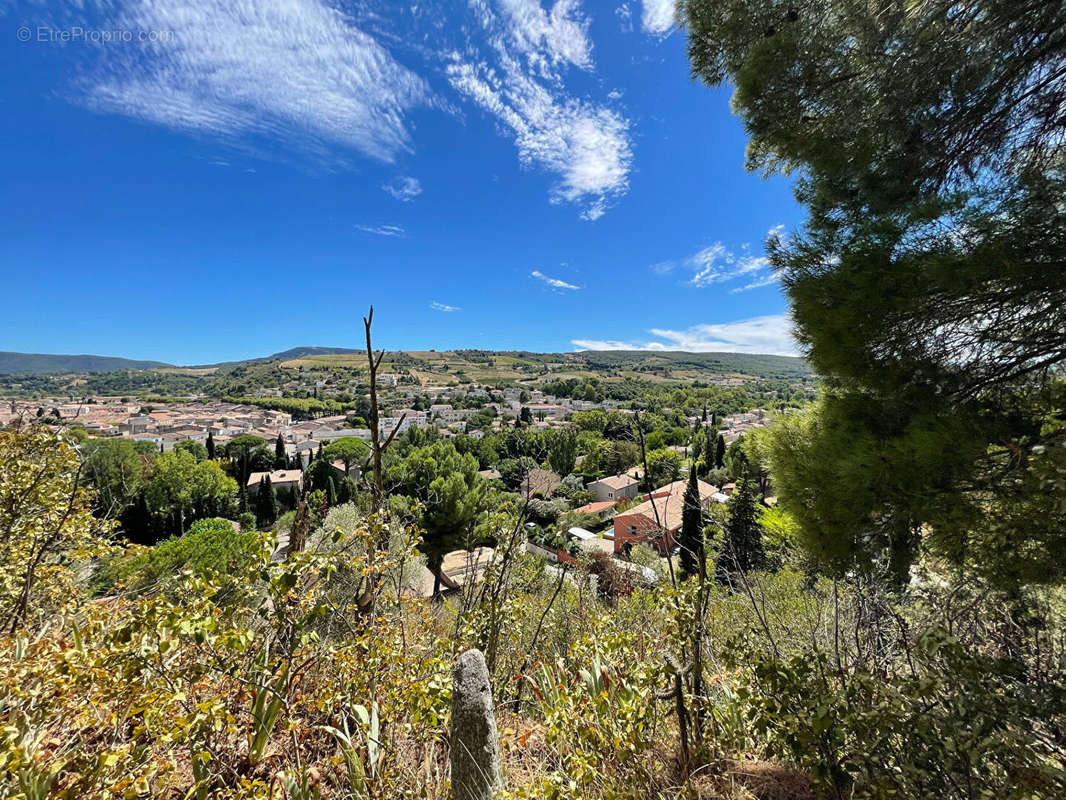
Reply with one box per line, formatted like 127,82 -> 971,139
495,0 -> 593,75
532,269 -> 580,290
572,314 -> 799,356
687,243 -> 731,286
84,0 -> 430,164
382,176 -> 422,201
447,0 -> 633,219
356,223 -> 405,237
689,246 -> 769,287
641,0 -> 676,34
660,233 -> 780,291
430,301 -> 461,312
732,273 -> 780,293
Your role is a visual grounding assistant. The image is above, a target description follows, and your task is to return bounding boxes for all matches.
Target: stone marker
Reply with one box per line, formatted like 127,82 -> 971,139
451,648 -> 502,800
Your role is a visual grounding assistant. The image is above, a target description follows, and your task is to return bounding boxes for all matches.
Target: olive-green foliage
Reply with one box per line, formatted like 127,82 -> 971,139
94,517 -> 258,593
80,438 -> 153,515
143,450 -> 239,539
0,424 -> 116,631
735,629 -> 1066,799
643,447 -> 681,489
175,439 -> 208,462
545,427 -> 578,477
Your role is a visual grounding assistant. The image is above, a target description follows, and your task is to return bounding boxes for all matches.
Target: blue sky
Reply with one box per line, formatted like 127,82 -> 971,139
2,0 -> 803,364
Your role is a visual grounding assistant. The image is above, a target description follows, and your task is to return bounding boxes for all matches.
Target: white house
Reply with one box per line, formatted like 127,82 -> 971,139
587,474 -> 640,503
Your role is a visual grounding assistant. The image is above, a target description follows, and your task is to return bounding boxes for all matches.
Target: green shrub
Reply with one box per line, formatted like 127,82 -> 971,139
733,628 -> 1066,799
94,518 -> 260,593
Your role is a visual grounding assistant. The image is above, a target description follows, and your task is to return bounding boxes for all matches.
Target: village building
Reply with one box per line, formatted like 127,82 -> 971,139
587,474 -> 640,503
612,479 -> 719,556
247,469 -> 304,495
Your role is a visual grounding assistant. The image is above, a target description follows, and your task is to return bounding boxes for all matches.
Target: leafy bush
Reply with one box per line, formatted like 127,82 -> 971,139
93,517 -> 259,593
0,423 -> 116,631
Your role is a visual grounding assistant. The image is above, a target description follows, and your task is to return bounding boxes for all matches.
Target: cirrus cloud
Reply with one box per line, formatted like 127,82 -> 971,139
82,0 -> 430,165
531,269 -> 581,290
446,0 -> 633,220
382,176 -> 423,201
653,225 -> 786,292
356,223 -> 405,237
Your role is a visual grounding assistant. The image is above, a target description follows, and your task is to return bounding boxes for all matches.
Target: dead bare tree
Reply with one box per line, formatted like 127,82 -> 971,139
286,500 -> 310,555
634,409 -> 710,758
355,306 -> 406,615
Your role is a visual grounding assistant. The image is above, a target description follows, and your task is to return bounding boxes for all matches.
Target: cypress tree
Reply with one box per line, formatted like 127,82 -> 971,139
678,466 -> 704,579
206,430 -> 216,460
715,434 -> 726,469
690,435 -> 703,468
316,442 -> 324,461
715,478 -> 765,588
275,433 -> 287,469
326,476 -> 337,507
255,475 -> 278,528
266,477 -> 278,526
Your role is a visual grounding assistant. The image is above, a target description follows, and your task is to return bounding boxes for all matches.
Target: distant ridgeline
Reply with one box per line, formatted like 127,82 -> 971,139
0,347 -> 813,401
0,351 -> 172,375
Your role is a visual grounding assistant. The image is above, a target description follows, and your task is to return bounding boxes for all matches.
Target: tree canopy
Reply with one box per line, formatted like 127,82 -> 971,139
323,437 -> 370,475
684,0 -> 1066,585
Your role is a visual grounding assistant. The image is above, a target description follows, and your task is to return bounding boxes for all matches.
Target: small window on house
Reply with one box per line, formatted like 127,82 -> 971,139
627,525 -> 636,534
608,492 -> 613,498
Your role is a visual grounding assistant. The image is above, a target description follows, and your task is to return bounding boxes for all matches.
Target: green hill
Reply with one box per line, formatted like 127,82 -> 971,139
0,351 -> 172,375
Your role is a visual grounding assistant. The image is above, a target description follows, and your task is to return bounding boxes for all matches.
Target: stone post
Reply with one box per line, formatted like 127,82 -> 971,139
451,648 -> 502,800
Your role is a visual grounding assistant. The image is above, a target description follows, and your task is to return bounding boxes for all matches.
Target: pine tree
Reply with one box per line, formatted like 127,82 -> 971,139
206,430 -> 216,460
275,433 -> 287,469
715,478 -> 764,587
678,466 -> 705,579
